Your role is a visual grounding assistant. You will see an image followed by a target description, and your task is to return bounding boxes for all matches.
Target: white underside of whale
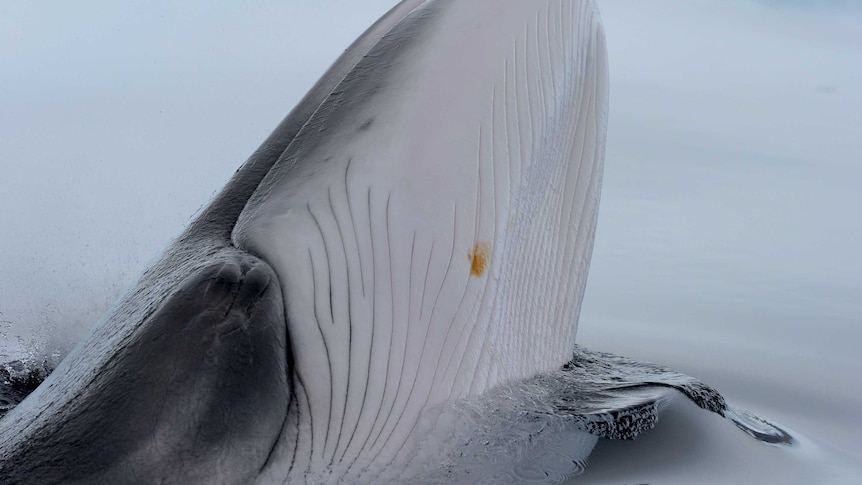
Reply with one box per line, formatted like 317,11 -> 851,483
232,0 -> 608,479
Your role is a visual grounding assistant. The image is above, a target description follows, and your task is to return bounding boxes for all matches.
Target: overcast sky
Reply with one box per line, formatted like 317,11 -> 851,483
1,1 -> 860,360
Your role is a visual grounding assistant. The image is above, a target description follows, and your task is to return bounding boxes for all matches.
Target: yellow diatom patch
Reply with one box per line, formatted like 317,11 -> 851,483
468,242 -> 491,277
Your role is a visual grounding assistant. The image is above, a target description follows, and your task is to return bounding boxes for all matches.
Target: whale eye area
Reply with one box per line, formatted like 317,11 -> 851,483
468,242 -> 491,277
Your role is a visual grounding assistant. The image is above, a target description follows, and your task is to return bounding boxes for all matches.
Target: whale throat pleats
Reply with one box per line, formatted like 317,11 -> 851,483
232,0 -> 608,478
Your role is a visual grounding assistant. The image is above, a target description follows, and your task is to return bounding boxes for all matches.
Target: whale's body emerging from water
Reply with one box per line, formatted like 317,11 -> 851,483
0,0 -> 789,483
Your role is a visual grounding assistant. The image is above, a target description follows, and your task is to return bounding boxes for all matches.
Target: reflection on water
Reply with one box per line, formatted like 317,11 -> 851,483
725,406 -> 794,445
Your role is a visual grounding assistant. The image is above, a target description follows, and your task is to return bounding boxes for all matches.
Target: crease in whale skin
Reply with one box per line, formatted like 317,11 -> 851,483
233,0 -> 609,480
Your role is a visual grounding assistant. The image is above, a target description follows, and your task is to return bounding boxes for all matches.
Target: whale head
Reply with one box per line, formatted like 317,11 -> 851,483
0,1 -> 608,483
232,0 -> 608,479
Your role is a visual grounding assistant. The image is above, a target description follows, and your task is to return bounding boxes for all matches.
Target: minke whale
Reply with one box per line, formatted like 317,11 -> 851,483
0,0 -> 791,483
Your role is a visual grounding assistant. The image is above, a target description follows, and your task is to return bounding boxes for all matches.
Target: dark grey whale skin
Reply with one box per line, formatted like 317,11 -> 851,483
0,3 -> 425,483
0,255 -> 287,484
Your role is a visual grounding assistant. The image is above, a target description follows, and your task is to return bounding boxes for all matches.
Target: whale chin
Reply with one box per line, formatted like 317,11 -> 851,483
0,1 -> 792,484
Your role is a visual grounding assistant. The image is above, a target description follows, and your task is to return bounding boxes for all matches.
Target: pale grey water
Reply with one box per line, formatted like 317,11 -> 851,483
577,1 -> 862,481
1,0 -> 860,482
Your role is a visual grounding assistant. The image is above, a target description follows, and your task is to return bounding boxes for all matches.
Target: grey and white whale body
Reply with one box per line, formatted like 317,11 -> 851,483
0,0 -> 790,483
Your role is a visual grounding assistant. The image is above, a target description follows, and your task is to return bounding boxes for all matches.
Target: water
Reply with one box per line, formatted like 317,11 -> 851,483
575,1 -> 862,482
1,0 -> 860,482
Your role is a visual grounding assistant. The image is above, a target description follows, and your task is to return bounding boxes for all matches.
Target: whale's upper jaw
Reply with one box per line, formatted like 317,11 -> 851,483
232,0 -> 608,479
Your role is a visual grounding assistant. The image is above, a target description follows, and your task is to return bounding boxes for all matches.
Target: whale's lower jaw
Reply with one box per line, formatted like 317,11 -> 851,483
233,0 -> 608,475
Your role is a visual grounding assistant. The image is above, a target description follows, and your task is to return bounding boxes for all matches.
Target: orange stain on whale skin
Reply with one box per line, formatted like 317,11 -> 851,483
468,242 -> 491,277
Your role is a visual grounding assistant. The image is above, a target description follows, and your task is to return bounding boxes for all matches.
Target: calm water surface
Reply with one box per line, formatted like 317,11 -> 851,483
577,1 -> 862,482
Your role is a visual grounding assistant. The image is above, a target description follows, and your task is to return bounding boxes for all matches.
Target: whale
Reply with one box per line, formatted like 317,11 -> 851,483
0,0 -> 790,483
